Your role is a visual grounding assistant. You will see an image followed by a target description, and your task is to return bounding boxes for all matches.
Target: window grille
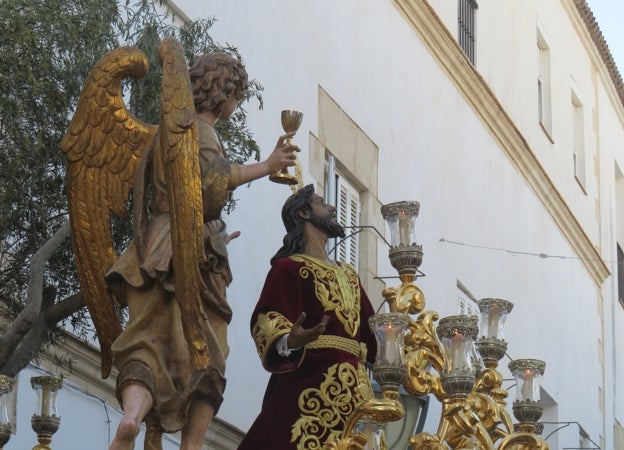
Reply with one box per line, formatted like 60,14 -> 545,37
458,0 -> 478,63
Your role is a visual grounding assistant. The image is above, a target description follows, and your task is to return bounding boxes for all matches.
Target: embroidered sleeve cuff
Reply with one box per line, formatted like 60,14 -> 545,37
252,311 -> 293,364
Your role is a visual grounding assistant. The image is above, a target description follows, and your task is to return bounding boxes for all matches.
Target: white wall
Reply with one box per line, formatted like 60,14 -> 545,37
166,2 -> 617,447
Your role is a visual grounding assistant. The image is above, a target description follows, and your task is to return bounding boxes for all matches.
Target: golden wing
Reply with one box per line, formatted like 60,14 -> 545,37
60,46 -> 157,378
158,37 -> 209,371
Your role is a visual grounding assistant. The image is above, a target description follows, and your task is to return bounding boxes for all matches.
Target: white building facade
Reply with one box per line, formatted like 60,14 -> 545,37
5,0 -> 624,449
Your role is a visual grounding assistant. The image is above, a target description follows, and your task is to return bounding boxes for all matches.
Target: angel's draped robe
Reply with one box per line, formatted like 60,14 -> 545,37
106,116 -> 239,432
237,254 -> 378,450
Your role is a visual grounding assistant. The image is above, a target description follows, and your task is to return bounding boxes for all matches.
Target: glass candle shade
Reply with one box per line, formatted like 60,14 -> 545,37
0,376 -> 12,428
369,312 -> 409,395
0,375 -> 13,449
380,201 -> 423,279
31,376 -> 62,446
437,315 -> 479,374
477,298 -> 513,340
380,201 -> 420,248
476,298 -> 513,367
437,315 -> 479,398
508,359 -> 545,403
508,359 -> 546,427
31,376 -> 62,418
370,313 -> 409,366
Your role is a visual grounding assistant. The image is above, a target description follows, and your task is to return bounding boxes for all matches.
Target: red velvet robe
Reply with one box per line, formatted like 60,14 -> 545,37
238,254 -> 377,450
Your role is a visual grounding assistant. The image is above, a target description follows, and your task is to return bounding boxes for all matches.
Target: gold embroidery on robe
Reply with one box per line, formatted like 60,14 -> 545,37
290,255 -> 361,337
252,311 -> 293,362
290,362 -> 373,449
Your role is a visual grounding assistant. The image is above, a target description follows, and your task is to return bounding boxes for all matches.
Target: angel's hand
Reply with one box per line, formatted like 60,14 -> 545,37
265,132 -> 300,173
204,220 -> 240,244
287,312 -> 330,349
225,230 -> 241,244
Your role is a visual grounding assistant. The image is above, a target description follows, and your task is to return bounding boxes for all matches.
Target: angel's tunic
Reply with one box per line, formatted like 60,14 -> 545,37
237,254 -> 377,450
106,116 -> 239,433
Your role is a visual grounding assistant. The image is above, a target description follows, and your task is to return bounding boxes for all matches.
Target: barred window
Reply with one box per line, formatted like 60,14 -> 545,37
458,0 -> 478,63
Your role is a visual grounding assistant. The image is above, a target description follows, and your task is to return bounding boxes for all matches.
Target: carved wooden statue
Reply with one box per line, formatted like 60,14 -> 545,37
61,37 -> 297,450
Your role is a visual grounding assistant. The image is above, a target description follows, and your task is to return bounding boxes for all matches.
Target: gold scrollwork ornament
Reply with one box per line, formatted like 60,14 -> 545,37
498,432 -> 550,450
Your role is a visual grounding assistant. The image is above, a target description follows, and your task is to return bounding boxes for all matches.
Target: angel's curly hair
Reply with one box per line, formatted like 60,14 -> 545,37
189,52 -> 248,115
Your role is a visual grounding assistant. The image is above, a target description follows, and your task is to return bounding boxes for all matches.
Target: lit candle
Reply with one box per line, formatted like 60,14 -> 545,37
398,211 -> 412,245
450,330 -> 464,372
383,323 -> 392,360
383,323 -> 399,363
487,305 -> 500,338
521,369 -> 534,401
41,384 -> 50,416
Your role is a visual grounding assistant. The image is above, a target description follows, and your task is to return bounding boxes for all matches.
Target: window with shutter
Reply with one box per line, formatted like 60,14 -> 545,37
315,87 -> 380,295
335,173 -> 360,268
571,90 -> 586,189
457,294 -> 479,317
537,28 -> 552,136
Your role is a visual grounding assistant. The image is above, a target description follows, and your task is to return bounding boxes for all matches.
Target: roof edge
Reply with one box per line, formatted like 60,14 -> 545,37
575,0 -> 624,107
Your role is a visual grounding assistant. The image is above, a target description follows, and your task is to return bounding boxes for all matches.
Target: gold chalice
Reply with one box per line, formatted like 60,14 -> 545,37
269,109 -> 303,185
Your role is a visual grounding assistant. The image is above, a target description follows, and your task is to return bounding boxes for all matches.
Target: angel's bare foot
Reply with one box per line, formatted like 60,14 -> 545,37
109,382 -> 153,450
109,417 -> 141,450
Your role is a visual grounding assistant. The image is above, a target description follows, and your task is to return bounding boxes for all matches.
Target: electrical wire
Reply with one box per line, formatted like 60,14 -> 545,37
439,237 -> 622,266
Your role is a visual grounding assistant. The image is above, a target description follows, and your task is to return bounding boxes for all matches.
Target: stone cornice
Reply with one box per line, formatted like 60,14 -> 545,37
393,0 -> 610,286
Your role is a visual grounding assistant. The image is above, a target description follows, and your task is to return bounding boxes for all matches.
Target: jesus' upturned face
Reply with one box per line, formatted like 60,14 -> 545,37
306,194 -> 345,239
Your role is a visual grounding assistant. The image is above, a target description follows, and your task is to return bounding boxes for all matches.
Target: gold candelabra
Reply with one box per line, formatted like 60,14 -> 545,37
328,201 -> 549,450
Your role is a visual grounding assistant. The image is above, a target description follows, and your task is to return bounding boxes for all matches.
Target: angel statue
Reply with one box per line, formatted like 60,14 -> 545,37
60,37 -> 299,450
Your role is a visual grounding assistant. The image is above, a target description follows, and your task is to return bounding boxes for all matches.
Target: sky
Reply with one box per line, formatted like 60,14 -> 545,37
587,0 -> 624,74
